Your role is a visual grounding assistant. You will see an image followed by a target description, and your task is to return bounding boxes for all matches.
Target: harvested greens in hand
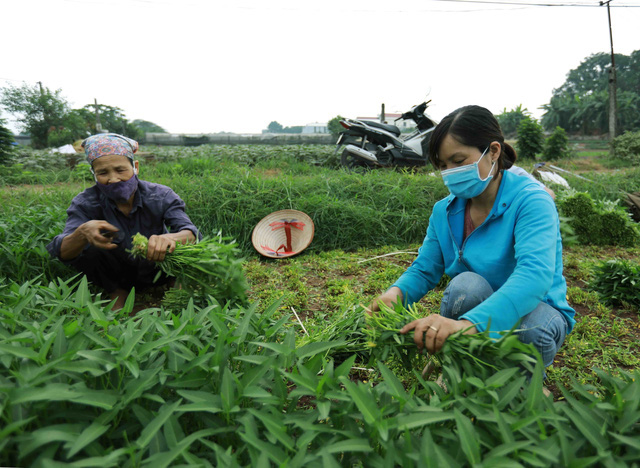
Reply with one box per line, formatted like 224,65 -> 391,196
130,232 -> 248,305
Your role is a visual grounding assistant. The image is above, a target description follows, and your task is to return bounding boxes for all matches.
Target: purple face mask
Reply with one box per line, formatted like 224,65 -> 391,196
96,175 -> 139,203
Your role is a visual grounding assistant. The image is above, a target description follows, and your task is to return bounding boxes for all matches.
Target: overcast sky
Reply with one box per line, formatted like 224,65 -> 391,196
1,0 -> 639,135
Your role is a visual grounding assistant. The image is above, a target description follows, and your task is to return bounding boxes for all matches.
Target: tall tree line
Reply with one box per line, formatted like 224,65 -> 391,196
541,50 -> 640,135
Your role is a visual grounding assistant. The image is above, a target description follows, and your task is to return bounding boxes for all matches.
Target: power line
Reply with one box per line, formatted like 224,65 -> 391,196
429,0 -> 640,6
52,0 -> 640,9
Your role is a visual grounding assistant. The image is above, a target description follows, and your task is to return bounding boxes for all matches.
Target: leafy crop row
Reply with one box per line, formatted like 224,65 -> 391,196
1,277 -> 639,466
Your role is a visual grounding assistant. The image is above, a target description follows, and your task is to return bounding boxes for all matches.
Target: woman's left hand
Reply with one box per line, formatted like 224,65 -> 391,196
400,316 -> 477,354
146,234 -> 177,262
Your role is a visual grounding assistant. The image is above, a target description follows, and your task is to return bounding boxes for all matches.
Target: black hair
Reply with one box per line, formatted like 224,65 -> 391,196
428,105 -> 517,171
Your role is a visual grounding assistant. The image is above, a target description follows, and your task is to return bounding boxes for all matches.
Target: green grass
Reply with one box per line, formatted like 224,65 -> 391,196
1,145 -> 639,465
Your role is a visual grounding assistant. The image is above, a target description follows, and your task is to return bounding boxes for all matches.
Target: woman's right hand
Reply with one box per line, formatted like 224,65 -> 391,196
368,286 -> 403,315
76,220 -> 121,249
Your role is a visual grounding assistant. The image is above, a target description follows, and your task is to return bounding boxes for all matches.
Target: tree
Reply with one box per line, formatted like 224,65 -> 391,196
78,104 -> 142,140
542,50 -> 640,135
0,118 -> 15,164
516,116 -> 544,160
495,105 -> 530,138
0,83 -> 69,148
267,121 -> 284,133
328,115 -> 346,138
131,119 -> 167,134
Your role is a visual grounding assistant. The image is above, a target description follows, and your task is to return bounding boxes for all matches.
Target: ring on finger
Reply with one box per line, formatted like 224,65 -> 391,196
429,325 -> 439,332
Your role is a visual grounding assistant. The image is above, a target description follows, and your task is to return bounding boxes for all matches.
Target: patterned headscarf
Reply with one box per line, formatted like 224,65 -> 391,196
82,133 -> 139,164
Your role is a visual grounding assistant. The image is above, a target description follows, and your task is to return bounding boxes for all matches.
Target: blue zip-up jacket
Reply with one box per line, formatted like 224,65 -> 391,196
392,170 -> 576,334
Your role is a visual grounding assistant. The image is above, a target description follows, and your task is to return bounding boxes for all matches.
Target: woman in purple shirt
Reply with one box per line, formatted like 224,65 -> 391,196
47,133 -> 199,309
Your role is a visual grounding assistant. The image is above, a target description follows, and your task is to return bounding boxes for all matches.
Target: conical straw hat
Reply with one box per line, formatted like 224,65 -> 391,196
252,209 -> 315,258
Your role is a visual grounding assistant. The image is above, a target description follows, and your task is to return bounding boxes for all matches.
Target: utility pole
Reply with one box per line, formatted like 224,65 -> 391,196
94,98 -> 103,133
600,0 -> 617,141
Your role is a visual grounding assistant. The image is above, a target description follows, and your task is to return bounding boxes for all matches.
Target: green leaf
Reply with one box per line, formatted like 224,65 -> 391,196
248,408 -> 295,452
560,403 -> 609,453
486,367 -> 520,387
121,367 -> 162,405
339,378 -> 379,425
121,287 -> 136,316
377,361 -> 409,401
75,276 -> 91,306
394,409 -> 455,430
119,319 -> 154,359
296,340 -> 346,360
136,399 -> 182,449
10,384 -> 117,409
239,423 -> 288,465
19,424 -> 79,458
66,422 -> 110,457
141,429 -> 219,468
56,360 -> 108,377
0,343 -> 41,362
610,432 -> 640,450
454,408 -> 480,465
0,416 -> 36,439
220,367 -> 236,415
325,438 -> 373,454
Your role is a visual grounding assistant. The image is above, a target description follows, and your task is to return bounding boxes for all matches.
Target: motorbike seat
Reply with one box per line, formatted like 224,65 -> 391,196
361,120 -> 401,136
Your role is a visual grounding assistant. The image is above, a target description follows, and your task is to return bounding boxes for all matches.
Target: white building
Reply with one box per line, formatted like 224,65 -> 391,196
302,122 -> 328,134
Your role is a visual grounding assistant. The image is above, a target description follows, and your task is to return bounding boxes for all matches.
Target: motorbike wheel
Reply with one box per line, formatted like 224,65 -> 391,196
340,149 -> 373,172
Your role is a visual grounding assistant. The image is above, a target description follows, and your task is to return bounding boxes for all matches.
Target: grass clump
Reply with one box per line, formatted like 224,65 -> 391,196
590,259 -> 640,310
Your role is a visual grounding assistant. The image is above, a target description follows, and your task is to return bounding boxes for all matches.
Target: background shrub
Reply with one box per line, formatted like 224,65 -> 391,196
557,191 -> 640,247
611,130 -> 640,165
0,118 -> 14,164
516,116 -> 544,160
543,126 -> 572,160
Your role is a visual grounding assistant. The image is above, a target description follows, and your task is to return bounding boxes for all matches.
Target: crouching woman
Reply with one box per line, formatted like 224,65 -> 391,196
47,133 -> 199,309
370,105 -> 575,370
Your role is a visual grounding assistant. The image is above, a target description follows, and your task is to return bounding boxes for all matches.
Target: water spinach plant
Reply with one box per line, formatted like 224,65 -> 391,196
1,277 -> 639,466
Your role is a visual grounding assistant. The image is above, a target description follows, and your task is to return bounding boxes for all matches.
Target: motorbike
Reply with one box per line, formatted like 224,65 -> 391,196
336,100 -> 438,170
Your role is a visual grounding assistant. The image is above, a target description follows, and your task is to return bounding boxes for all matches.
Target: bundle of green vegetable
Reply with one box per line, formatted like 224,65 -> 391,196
363,300 -> 425,367
297,305 -> 370,356
298,301 -> 424,367
130,232 -> 248,305
301,300 -> 541,385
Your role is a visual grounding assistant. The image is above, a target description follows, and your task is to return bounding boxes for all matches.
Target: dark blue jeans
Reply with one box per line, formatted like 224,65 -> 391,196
440,271 -> 568,367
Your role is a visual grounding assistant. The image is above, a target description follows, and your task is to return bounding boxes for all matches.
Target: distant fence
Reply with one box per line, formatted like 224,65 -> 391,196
143,133 -> 335,146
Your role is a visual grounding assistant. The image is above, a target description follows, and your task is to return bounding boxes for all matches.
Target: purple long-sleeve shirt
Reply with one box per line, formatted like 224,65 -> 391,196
47,179 -> 200,262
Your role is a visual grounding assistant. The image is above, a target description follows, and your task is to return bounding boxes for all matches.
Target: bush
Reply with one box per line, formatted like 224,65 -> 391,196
611,130 -> 640,165
0,118 -> 14,164
543,126 -> 572,160
557,191 -> 640,247
590,259 -> 640,309
516,116 -> 544,160
47,127 -> 74,148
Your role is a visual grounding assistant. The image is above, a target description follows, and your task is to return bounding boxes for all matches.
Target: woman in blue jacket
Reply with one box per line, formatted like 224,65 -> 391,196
370,105 -> 575,368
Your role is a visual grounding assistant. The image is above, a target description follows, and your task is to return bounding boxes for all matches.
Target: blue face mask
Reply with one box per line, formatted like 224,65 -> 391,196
440,147 -> 496,199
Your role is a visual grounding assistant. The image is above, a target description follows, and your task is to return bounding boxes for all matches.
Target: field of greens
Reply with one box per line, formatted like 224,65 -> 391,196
1,144 -> 639,466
